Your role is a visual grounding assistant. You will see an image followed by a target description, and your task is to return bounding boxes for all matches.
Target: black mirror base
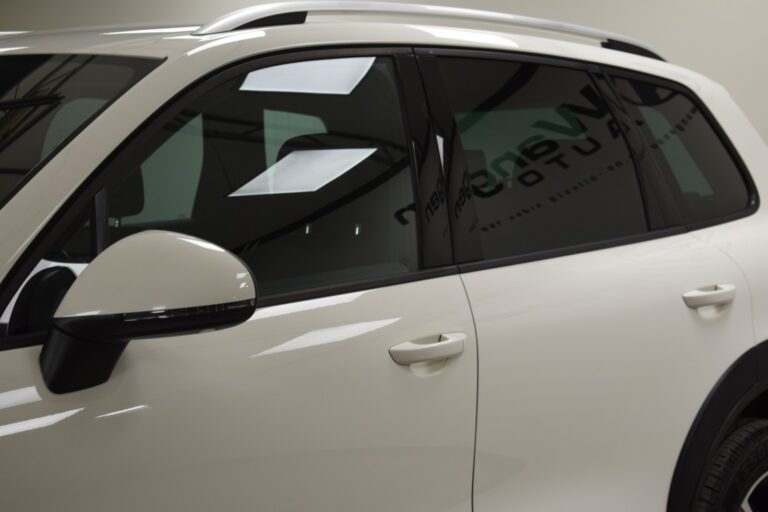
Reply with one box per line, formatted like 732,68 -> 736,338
40,328 -> 128,394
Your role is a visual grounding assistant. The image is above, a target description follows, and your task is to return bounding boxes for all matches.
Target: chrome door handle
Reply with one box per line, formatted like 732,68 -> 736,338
389,333 -> 465,366
682,284 -> 736,309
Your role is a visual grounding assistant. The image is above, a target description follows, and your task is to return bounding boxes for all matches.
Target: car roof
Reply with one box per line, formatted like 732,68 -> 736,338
0,26 -> 202,59
0,6 -> 718,96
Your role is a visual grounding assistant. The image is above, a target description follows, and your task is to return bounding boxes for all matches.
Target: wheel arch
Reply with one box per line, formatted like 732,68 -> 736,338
668,339 -> 768,511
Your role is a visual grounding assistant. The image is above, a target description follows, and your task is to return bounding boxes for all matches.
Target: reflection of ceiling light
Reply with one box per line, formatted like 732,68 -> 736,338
0,31 -> 28,36
240,57 -> 375,95
0,386 -> 41,411
103,27 -> 200,35
0,408 -> 82,439
96,405 -> 148,418
250,291 -> 366,321
179,236 -> 225,252
0,47 -> 28,54
408,25 -> 519,48
229,148 -> 376,196
186,31 -> 266,57
252,318 -> 400,357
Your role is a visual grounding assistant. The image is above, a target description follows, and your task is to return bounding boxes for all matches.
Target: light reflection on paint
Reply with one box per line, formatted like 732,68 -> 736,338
252,318 -> 400,357
250,291 -> 366,321
186,31 -> 266,57
407,25 -> 519,48
179,236 -> 225,252
0,408 -> 83,439
67,310 -> 101,317
0,46 -> 29,54
103,27 -> 199,35
0,386 -> 41,411
96,405 -> 148,418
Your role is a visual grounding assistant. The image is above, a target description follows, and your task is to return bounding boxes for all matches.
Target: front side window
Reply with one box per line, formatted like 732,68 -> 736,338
435,57 -> 649,261
611,76 -> 751,225
0,55 -> 160,208
1,54 -> 421,340
104,56 -> 419,297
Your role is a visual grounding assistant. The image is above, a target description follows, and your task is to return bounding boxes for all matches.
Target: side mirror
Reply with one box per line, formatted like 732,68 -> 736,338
39,230 -> 256,394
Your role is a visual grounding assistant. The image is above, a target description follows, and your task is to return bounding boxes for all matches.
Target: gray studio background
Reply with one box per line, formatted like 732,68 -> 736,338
1,0 -> 765,141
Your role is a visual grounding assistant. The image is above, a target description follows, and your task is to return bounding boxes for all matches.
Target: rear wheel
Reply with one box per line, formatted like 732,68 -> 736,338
695,419 -> 768,512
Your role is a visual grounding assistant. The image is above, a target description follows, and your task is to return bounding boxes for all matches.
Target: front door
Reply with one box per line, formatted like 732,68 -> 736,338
0,49 -> 477,512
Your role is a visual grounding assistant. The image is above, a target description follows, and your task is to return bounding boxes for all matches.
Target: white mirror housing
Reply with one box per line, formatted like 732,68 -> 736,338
40,231 -> 256,394
55,230 -> 255,317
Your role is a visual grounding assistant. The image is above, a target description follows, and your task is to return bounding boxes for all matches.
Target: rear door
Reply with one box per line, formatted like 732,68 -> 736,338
418,49 -> 754,511
0,49 -> 477,512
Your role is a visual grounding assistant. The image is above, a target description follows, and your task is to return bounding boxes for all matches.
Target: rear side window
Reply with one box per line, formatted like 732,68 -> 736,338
435,57 -> 648,261
611,76 -> 750,225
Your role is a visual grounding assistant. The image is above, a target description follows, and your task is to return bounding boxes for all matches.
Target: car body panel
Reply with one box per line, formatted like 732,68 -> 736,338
464,232 -> 753,510
0,12 -> 766,512
0,276 -> 477,512
680,99 -> 768,344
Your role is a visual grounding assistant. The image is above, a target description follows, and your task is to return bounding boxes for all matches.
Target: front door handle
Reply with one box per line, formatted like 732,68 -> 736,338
682,284 -> 736,309
389,333 -> 465,366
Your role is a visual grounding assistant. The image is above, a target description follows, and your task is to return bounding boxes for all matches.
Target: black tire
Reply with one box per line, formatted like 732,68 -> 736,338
695,419 -> 768,511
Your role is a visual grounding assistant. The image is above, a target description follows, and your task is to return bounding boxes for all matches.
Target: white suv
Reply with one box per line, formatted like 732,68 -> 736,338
1,3 -> 766,511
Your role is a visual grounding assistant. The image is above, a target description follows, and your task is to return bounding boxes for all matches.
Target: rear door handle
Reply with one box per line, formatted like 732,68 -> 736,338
389,333 -> 465,366
682,284 -> 736,309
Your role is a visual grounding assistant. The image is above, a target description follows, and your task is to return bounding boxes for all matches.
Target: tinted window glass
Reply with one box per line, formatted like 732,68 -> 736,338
121,115 -> 204,226
105,56 -> 418,297
0,55 -> 159,208
612,76 -> 750,224
435,57 -> 648,260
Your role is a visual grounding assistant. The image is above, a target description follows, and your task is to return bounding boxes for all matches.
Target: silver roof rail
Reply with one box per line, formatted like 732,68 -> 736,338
193,1 -> 663,60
